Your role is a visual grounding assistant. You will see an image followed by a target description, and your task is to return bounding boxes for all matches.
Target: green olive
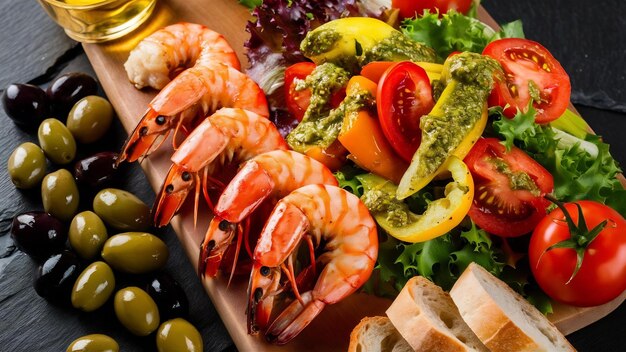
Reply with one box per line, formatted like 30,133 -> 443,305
67,96 -> 113,144
69,211 -> 108,260
71,261 -> 115,312
66,334 -> 119,352
7,142 -> 46,189
93,188 -> 150,231
102,232 -> 168,274
114,286 -> 160,336
38,118 -> 76,164
42,169 -> 79,221
156,318 -> 203,352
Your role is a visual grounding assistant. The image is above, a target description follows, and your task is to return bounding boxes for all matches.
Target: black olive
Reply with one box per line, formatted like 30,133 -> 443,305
73,151 -> 120,189
34,250 -> 81,304
146,271 -> 189,320
2,83 -> 49,129
47,72 -> 98,117
11,211 -> 66,261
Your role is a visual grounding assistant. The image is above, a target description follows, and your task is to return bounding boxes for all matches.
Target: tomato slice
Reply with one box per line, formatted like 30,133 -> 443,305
464,138 -> 553,237
284,62 -> 316,122
377,61 -> 434,162
284,62 -> 346,122
392,0 -> 472,19
483,38 -> 571,124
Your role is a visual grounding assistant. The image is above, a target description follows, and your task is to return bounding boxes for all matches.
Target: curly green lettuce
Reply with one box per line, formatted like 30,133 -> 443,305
401,10 -> 524,61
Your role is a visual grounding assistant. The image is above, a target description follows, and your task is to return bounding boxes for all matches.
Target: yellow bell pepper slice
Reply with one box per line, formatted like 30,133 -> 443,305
397,52 -> 500,200
397,100 -> 487,199
301,17 -> 436,69
358,156 -> 474,243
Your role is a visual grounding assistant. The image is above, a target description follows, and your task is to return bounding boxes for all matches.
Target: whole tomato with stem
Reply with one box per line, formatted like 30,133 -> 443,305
529,197 -> 626,307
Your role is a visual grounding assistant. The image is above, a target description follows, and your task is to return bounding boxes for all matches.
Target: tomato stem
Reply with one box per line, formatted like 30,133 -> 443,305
542,195 -> 609,283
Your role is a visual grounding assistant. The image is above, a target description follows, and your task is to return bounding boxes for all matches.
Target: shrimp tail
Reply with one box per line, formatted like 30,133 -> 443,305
265,292 -> 325,345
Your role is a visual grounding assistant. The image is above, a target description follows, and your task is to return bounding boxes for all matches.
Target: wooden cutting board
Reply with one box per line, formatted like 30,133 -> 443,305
83,1 -> 626,350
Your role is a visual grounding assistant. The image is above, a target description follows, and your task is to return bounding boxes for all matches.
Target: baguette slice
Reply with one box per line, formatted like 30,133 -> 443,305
386,276 -> 489,352
348,316 -> 413,352
450,263 -> 576,352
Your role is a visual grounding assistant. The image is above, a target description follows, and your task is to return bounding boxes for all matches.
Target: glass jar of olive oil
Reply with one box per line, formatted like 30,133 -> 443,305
37,0 -> 157,43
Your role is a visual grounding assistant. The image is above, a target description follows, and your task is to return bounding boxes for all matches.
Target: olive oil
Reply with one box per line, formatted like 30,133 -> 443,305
37,0 -> 157,43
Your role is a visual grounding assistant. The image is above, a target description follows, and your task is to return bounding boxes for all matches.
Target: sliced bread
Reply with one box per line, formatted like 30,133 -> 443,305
450,262 -> 575,352
386,276 -> 489,352
348,316 -> 413,352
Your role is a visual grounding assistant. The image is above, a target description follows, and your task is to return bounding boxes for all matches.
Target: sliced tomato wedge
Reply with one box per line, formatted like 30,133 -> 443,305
284,62 -> 345,122
377,61 -> 434,162
464,138 -> 553,237
284,62 -> 315,122
483,38 -> 571,124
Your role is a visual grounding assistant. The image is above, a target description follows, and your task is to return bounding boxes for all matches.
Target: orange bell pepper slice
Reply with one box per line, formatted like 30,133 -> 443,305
338,76 -> 408,184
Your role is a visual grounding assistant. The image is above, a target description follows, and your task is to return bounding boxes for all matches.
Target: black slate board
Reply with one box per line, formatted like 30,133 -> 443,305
0,0 -> 625,351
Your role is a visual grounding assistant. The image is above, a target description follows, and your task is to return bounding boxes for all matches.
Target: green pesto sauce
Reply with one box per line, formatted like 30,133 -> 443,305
490,157 -> 541,195
362,31 -> 436,65
300,29 -> 341,56
296,63 -> 350,123
361,188 -> 412,227
431,79 -> 445,102
287,85 -> 374,153
413,53 -> 501,179
300,29 -> 436,73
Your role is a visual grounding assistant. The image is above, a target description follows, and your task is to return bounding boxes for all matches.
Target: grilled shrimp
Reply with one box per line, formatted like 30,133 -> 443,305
152,108 -> 288,229
118,64 -> 269,164
247,185 -> 378,345
198,150 -> 338,280
124,22 -> 240,90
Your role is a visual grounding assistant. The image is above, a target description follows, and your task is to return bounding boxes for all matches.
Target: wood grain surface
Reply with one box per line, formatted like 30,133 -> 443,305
82,1 -> 626,350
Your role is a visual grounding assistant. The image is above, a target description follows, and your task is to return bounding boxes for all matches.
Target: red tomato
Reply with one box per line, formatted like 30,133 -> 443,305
392,0 -> 472,18
284,62 -> 315,122
284,62 -> 345,121
377,62 -> 434,162
483,38 -> 571,124
529,201 -> 626,306
464,138 -> 553,237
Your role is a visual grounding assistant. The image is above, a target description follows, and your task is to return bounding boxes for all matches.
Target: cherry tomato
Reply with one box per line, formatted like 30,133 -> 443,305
483,38 -> 571,124
464,138 -> 553,237
529,201 -> 626,306
284,62 -> 345,122
392,0 -> 472,19
377,61 -> 434,162
284,62 -> 315,121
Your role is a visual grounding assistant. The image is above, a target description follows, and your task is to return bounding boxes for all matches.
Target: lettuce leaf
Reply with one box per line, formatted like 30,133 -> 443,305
492,106 -> 624,210
401,10 -> 524,61
238,0 -> 261,9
